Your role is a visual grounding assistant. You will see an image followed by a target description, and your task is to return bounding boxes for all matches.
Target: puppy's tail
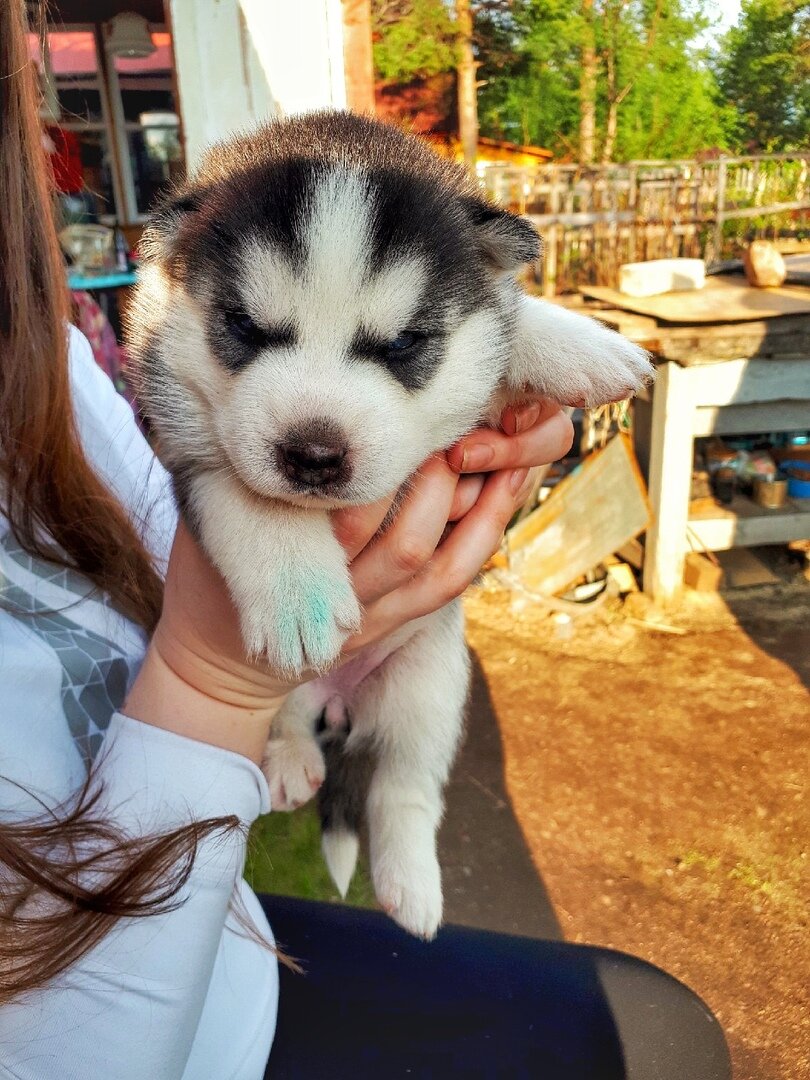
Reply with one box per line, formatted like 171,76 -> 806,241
321,830 -> 359,899
317,724 -> 375,898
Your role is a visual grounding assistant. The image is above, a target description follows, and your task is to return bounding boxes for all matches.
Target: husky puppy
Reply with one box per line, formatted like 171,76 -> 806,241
127,112 -> 652,939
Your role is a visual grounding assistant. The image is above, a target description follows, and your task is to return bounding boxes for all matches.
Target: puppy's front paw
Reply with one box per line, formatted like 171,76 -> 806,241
539,325 -> 654,408
240,563 -> 361,676
373,839 -> 443,941
572,325 -> 654,407
263,735 -> 326,811
512,295 -> 655,408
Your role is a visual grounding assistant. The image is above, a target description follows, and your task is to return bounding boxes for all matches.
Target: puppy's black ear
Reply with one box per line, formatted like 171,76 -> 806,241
462,198 -> 541,270
139,187 -> 208,262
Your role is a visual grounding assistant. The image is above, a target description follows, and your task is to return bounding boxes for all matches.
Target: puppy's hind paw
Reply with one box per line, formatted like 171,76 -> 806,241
263,735 -> 326,811
374,851 -> 443,941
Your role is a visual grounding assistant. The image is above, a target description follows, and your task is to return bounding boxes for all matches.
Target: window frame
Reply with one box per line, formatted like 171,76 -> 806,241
43,20 -> 180,226
103,23 -> 179,224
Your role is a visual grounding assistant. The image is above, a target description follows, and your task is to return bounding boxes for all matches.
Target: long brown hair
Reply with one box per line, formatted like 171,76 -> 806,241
0,0 -> 240,1002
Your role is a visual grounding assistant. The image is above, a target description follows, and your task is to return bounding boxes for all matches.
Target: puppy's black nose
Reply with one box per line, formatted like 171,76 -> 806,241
276,423 -> 350,488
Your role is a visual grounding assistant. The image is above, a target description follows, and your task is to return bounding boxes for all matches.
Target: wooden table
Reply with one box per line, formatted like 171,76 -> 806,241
580,278 -> 810,601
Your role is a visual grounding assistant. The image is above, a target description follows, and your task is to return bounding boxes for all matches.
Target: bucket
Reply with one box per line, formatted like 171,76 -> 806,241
781,461 -> 810,499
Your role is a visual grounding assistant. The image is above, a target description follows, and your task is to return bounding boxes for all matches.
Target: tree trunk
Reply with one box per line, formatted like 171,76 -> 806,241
456,0 -> 478,169
341,0 -> 376,113
602,102 -> 617,162
602,42 -> 617,163
579,0 -> 597,164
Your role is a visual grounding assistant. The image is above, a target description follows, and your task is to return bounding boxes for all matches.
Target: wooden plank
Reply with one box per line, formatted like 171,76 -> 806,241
649,315 -> 810,365
694,400 -> 810,437
507,434 -> 651,597
580,275 -> 810,324
590,309 -> 661,344
617,537 -> 645,569
723,200 -> 810,221
688,500 -> 810,551
686,358 -> 810,406
642,360 -> 694,600
528,210 -> 636,228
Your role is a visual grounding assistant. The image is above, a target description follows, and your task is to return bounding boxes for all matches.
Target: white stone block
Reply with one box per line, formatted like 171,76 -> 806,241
619,258 -> 706,298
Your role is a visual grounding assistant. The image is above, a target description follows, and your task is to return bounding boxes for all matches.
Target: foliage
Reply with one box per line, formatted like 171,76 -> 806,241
371,0 -> 806,160
477,0 -> 736,160
372,0 -> 458,81
716,0 -> 810,151
600,0 -> 738,160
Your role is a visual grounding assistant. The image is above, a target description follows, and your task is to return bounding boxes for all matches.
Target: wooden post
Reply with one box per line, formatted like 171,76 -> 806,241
642,360 -> 694,601
341,0 -> 375,113
455,0 -> 478,170
542,166 -> 560,297
713,157 -> 727,264
628,163 -> 638,261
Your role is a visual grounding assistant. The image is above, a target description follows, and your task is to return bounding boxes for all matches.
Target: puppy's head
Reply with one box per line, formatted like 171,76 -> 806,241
130,113 -> 539,507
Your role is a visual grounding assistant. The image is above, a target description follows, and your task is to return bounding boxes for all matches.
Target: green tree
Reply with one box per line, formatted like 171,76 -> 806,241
372,0 -> 457,82
605,0 -> 736,159
717,0 -> 810,150
476,0 -> 582,152
372,0 -> 739,160
478,0 -> 734,159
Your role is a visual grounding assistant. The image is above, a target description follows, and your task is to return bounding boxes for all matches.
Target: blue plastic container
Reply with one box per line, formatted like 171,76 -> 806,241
781,461 -> 810,499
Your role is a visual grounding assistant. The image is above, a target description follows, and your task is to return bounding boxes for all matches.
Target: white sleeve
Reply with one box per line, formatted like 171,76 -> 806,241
0,713 -> 272,1080
67,325 -> 177,572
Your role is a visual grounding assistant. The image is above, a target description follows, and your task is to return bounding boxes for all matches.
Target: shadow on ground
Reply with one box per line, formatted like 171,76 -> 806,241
722,580 -> 810,690
439,651 -> 562,939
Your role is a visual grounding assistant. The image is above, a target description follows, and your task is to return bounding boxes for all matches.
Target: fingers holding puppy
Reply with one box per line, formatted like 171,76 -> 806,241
446,400 -> 574,475
347,454 -> 459,605
360,468 -> 520,634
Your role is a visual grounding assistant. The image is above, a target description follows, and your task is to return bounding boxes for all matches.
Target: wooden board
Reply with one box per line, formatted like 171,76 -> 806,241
581,274 -> 810,324
687,494 -> 810,551
588,306 -> 810,366
648,316 -> 810,365
507,434 -> 651,596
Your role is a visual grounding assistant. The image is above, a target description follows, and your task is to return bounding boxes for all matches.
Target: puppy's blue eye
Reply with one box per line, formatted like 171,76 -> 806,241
387,331 -> 423,355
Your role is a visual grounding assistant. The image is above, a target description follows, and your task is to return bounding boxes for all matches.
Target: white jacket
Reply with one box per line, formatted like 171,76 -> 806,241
0,328 -> 277,1079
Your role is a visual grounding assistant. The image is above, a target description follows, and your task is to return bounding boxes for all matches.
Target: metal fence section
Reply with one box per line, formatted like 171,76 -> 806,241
479,154 -> 810,295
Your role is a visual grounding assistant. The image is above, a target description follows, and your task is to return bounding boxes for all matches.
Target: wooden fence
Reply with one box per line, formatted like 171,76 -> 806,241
480,154 -> 810,295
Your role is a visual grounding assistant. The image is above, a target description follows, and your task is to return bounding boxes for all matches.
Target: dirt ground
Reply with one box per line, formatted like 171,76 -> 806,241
439,577 -> 808,1080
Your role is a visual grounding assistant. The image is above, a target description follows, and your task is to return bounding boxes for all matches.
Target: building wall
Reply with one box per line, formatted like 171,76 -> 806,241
169,0 -> 347,171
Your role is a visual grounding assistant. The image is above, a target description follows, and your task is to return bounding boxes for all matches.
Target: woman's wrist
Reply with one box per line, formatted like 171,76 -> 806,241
124,637 -> 284,766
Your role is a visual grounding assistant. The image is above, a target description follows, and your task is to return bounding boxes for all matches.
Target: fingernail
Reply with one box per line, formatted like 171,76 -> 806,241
514,402 -> 542,433
510,467 -> 529,494
461,444 -> 495,471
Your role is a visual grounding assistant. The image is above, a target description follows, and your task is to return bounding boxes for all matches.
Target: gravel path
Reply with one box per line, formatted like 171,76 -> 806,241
438,583 -> 809,1080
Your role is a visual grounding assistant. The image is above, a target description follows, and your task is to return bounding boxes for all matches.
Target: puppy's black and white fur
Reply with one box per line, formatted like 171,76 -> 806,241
128,112 -> 653,939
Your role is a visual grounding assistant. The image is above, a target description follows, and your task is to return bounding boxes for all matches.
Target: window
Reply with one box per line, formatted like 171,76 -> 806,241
28,24 -> 185,225
109,32 -> 184,218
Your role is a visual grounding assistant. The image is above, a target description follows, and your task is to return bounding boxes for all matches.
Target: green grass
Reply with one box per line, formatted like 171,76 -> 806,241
245,805 -> 375,907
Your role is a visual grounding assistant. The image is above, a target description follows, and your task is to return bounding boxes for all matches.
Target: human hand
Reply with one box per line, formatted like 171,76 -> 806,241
337,399 -> 573,647
125,400 -> 572,763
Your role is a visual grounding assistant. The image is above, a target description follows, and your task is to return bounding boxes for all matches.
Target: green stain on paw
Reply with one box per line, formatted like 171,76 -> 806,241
306,586 -> 332,633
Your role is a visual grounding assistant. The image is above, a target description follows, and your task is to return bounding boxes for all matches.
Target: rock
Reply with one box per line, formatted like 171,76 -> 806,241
743,241 -> 786,288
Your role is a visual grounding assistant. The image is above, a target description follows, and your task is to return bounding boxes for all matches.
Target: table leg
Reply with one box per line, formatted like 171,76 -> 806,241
642,360 -> 695,601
